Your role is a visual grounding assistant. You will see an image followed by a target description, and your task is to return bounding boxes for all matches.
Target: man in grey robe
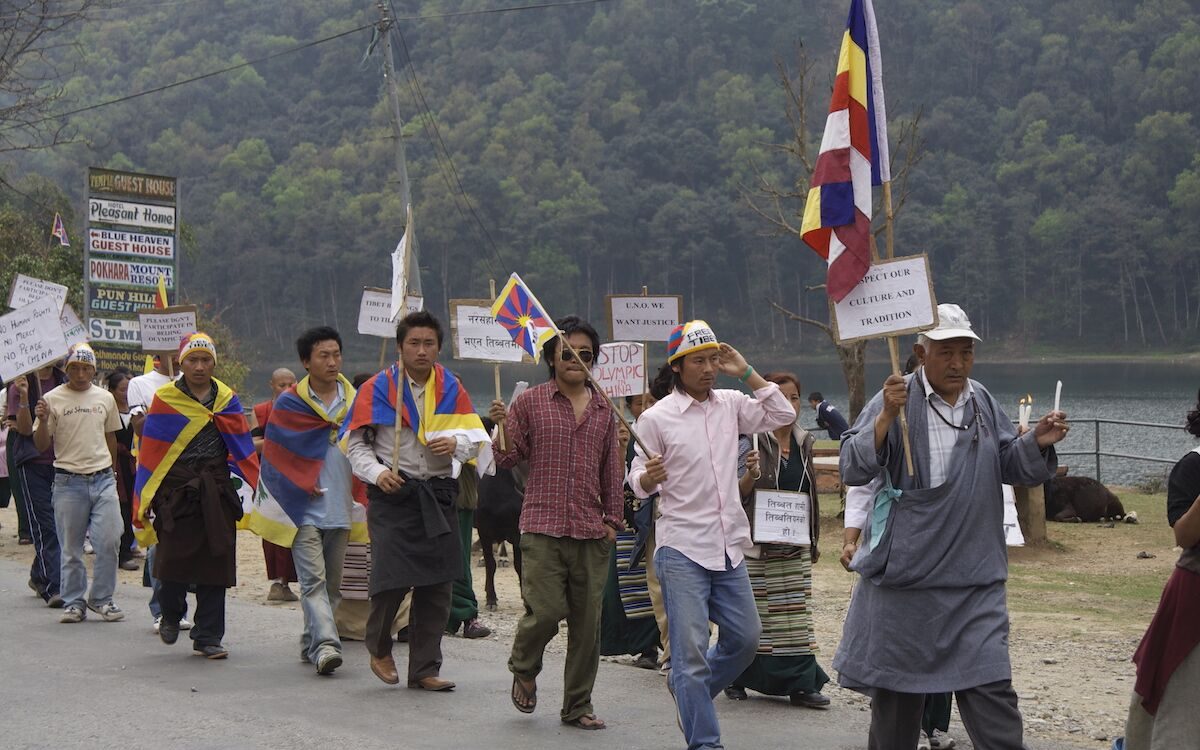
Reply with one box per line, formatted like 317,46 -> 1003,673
834,304 -> 1071,750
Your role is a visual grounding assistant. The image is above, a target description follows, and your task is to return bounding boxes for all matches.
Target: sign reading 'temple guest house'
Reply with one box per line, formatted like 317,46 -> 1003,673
84,167 -> 179,373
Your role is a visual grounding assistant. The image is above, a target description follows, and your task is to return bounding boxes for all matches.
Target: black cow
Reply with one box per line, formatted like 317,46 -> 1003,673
1045,476 -> 1126,522
475,464 -> 526,610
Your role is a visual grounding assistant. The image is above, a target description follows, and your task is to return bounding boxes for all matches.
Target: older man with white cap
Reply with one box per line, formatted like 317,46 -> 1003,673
31,343 -> 125,624
834,304 -> 1071,750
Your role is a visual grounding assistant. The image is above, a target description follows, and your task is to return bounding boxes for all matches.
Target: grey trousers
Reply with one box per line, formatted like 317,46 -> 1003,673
868,680 -> 1028,750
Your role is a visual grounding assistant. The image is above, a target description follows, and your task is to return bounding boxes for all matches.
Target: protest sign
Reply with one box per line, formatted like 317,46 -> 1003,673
751,490 -> 811,546
592,342 -> 646,398
8,274 -> 68,311
0,297 -> 70,383
606,294 -> 682,342
449,300 -> 528,363
358,287 -> 422,338
830,255 -> 938,344
137,305 -> 198,352
59,304 -> 87,347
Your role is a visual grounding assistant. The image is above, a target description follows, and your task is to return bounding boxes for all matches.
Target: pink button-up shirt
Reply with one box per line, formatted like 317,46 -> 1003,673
628,383 -> 795,571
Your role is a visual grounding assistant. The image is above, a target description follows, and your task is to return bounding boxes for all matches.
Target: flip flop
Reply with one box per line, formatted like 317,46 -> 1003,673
562,714 -> 606,730
511,675 -> 536,714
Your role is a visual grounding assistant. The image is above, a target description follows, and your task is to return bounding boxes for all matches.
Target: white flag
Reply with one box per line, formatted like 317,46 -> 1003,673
390,205 -> 414,322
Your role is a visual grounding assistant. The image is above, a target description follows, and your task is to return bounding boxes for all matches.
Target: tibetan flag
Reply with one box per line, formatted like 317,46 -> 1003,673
50,213 -> 69,246
132,378 -> 259,547
249,374 -> 367,547
490,272 -> 557,363
339,362 -> 489,470
800,0 -> 890,302
154,272 -> 169,308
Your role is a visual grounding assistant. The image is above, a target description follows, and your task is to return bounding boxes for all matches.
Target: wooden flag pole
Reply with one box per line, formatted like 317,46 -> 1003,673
490,278 -> 507,451
391,206 -> 414,474
880,182 -> 914,477
377,338 -> 388,370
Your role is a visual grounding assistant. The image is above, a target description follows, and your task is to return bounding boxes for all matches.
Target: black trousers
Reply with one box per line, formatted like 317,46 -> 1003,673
366,583 -> 452,683
160,581 -> 225,647
868,680 -> 1028,750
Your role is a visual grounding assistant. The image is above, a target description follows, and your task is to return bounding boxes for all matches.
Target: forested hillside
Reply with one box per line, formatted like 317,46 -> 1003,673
6,0 -> 1200,360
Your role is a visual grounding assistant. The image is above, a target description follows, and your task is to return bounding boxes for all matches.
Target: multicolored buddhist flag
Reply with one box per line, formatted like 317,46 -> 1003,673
50,213 -> 69,246
800,0 -> 890,302
490,273 -> 557,363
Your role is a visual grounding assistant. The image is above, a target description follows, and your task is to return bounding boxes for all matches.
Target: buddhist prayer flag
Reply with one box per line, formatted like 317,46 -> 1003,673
490,273 -> 556,364
800,0 -> 890,302
51,213 -> 70,246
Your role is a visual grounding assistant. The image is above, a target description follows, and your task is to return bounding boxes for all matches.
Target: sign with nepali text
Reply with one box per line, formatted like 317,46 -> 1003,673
137,305 -> 197,352
449,300 -> 528,363
59,304 -> 87,348
86,227 -> 175,260
751,490 -> 811,546
8,274 -> 68,311
830,255 -> 938,344
0,297 -> 70,383
592,342 -> 646,398
88,197 -> 176,231
607,294 -> 682,342
358,287 -> 422,338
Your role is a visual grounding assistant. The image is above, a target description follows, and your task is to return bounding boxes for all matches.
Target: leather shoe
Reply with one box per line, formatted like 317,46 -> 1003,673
370,654 -> 400,685
408,676 -> 455,691
724,686 -> 748,701
789,690 -> 831,709
195,644 -> 228,659
461,617 -> 491,639
159,620 -> 180,645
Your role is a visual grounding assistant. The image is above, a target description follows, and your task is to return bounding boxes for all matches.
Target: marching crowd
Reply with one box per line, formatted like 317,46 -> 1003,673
1,302 -> 1196,750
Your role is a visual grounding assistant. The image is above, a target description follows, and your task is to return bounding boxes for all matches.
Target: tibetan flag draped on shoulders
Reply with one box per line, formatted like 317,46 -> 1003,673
132,378 -> 259,547
339,362 -> 490,473
801,0 -> 890,302
249,374 -> 368,547
490,273 -> 557,363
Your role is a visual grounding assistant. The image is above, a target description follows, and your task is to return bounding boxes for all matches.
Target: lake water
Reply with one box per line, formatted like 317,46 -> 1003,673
248,357 -> 1200,488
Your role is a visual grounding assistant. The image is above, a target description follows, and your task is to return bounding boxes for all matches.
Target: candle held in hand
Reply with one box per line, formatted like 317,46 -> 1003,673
1054,381 -> 1062,414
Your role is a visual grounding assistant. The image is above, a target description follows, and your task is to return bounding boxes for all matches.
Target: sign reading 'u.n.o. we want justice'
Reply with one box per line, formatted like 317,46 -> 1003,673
88,197 -> 176,231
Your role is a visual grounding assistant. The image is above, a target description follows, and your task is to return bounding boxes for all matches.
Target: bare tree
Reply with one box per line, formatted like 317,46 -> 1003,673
742,44 -> 924,420
0,1 -> 100,156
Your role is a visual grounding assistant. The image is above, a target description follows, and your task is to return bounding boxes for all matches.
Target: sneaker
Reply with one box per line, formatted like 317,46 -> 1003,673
195,643 -> 228,660
267,582 -> 299,603
917,731 -> 932,750
46,594 -> 64,609
179,617 -> 193,631
461,617 -> 491,639
88,601 -> 125,622
928,731 -> 956,750
60,605 -> 86,623
153,615 -> 162,634
119,559 -> 140,571
724,686 -> 748,701
315,649 -> 343,676
159,619 -> 180,645
84,539 -> 94,554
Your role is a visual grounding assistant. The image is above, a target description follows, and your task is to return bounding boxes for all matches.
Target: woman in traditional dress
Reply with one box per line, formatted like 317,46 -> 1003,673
1120,388 -> 1200,749
724,371 -> 830,708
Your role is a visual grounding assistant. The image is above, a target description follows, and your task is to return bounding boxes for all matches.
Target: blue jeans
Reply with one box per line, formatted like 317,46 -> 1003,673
53,469 -> 122,609
292,525 -> 348,661
655,546 -> 761,750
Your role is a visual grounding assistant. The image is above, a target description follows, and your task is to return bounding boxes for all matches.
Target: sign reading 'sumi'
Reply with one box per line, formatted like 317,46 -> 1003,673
88,198 -> 176,231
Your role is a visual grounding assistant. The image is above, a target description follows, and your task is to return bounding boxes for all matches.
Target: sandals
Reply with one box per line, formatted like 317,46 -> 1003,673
562,714 -> 606,730
511,675 -> 537,714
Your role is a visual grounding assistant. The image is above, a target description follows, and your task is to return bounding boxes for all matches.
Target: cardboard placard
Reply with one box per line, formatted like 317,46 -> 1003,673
8,274 -> 68,311
449,299 -> 528,363
751,489 -> 811,546
606,294 -> 683,342
0,297 -> 70,383
592,342 -> 646,398
137,305 -> 198,352
59,304 -> 88,347
358,287 -> 422,338
831,255 -> 938,344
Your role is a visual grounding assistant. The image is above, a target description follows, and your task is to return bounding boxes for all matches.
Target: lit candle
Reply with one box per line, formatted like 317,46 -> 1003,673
1054,381 -> 1062,414
1018,395 -> 1029,430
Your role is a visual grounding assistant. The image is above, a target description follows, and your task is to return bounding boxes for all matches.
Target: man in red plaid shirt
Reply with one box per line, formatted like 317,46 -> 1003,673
489,315 -> 624,731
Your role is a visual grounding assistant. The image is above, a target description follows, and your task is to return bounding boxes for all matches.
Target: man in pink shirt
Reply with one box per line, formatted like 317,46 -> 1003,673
628,321 -> 795,750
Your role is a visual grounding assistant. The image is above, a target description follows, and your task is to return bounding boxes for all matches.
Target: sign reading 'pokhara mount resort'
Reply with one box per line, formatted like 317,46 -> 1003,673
84,167 -> 179,373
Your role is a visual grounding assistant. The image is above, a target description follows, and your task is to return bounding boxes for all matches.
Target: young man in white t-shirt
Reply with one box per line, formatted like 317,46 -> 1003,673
32,344 -> 125,624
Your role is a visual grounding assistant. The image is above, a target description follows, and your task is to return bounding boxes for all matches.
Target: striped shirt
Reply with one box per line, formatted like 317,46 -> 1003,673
918,367 -> 974,487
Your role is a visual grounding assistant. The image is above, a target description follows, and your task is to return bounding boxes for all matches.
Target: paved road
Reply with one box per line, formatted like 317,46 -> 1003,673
0,558 -> 1091,749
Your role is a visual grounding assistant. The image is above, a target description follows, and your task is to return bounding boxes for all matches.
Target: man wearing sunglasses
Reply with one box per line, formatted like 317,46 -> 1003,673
489,315 -> 624,731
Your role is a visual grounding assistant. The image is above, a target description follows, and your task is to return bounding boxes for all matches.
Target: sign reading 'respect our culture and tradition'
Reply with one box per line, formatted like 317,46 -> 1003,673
448,299 -> 528,363
606,294 -> 683,342
592,342 -> 646,398
84,167 -> 179,373
0,297 -> 70,383
830,255 -> 939,344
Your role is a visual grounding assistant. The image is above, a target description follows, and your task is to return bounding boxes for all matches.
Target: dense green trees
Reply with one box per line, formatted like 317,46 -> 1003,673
5,0 -> 1199,361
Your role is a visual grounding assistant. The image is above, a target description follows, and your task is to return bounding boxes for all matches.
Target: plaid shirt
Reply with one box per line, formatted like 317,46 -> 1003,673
493,380 -> 624,539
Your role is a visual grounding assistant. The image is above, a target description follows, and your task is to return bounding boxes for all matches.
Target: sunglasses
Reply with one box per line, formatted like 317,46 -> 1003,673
560,349 -> 594,364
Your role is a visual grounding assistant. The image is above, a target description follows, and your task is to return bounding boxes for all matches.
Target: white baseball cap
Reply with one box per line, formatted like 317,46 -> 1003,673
924,304 -> 982,342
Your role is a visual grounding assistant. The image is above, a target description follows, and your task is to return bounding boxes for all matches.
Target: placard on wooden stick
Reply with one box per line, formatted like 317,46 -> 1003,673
830,255 -> 938,344
137,305 -> 198,352
592,342 -> 646,398
8,274 -> 68,311
448,299 -> 531,363
606,294 -> 683,342
358,287 -> 422,339
0,297 -> 70,383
